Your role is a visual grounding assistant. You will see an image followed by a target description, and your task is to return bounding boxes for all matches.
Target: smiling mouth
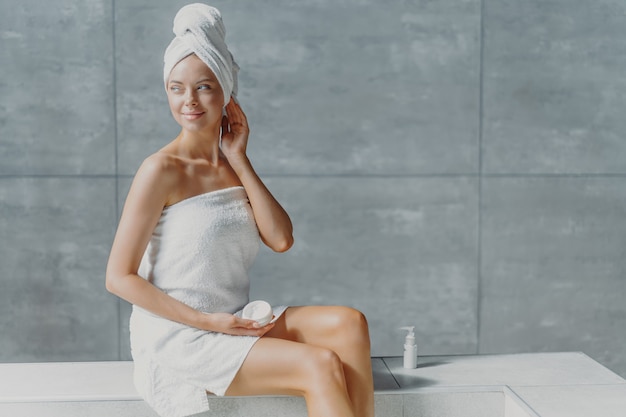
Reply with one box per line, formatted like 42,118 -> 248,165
182,112 -> 205,119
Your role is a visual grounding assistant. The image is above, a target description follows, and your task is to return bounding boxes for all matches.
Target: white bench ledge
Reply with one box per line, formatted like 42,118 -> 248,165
0,361 -> 139,403
1,353 -> 626,417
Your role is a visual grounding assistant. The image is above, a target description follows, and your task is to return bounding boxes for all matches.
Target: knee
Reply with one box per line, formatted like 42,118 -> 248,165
334,307 -> 370,345
305,347 -> 345,386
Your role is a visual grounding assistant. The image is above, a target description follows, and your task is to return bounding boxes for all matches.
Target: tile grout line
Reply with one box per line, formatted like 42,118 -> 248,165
381,358 -> 402,390
475,0 -> 485,354
476,0 -> 486,355
2,173 -> 626,179
111,0 -> 122,361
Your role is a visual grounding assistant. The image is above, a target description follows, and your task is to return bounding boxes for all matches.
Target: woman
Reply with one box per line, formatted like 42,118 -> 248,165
105,4 -> 374,417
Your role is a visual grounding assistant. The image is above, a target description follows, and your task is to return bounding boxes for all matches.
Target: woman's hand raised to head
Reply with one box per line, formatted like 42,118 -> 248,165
201,312 -> 275,337
218,97 -> 294,253
220,99 -> 250,163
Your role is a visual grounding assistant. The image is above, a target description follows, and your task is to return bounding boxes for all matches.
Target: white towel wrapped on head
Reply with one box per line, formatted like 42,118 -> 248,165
163,3 -> 239,105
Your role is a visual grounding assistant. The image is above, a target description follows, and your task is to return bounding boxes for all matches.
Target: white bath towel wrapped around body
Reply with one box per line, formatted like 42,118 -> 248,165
130,186 -> 287,417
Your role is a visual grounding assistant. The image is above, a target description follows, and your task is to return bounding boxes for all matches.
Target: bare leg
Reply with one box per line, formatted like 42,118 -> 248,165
226,337 -> 355,417
265,306 -> 375,417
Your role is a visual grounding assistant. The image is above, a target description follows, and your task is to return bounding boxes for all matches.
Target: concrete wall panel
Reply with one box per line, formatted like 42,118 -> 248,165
0,178 -> 117,361
480,177 -> 626,376
0,0 -> 115,175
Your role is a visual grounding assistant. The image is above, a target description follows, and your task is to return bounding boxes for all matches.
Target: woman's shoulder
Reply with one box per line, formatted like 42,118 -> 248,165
133,152 -> 184,196
140,151 -> 182,173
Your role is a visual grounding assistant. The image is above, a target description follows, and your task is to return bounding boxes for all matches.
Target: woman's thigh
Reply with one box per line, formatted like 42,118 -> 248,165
225,336 -> 338,397
265,305 -> 369,345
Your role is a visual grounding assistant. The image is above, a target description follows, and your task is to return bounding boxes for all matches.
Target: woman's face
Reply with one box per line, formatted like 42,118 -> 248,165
166,54 -> 225,132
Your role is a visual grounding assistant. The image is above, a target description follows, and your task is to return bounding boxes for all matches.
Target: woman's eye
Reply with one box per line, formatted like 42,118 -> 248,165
170,86 -> 182,93
198,84 -> 211,90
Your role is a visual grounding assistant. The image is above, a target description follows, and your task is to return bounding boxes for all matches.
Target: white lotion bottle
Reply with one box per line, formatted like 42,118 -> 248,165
400,326 -> 418,369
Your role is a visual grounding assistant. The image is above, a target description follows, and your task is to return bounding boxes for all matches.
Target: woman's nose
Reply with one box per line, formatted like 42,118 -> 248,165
184,91 -> 198,106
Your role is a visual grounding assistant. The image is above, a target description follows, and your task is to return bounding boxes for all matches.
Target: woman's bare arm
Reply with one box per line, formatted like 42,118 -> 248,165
105,154 -> 271,336
220,99 -> 294,252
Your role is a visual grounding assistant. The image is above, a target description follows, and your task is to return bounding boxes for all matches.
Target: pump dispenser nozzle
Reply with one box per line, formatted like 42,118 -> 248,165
400,326 -> 417,369
400,326 -> 415,342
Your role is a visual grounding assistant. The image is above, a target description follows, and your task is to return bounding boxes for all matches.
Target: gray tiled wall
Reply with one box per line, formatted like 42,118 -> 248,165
1,0 -> 625,378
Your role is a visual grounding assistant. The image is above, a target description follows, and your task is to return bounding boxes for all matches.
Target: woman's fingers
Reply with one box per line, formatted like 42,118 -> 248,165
225,97 -> 248,128
221,98 -> 250,159
221,115 -> 229,134
221,314 -> 275,336
234,316 -> 260,329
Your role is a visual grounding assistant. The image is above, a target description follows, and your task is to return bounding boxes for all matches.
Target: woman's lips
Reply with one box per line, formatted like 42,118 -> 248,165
182,112 -> 205,120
